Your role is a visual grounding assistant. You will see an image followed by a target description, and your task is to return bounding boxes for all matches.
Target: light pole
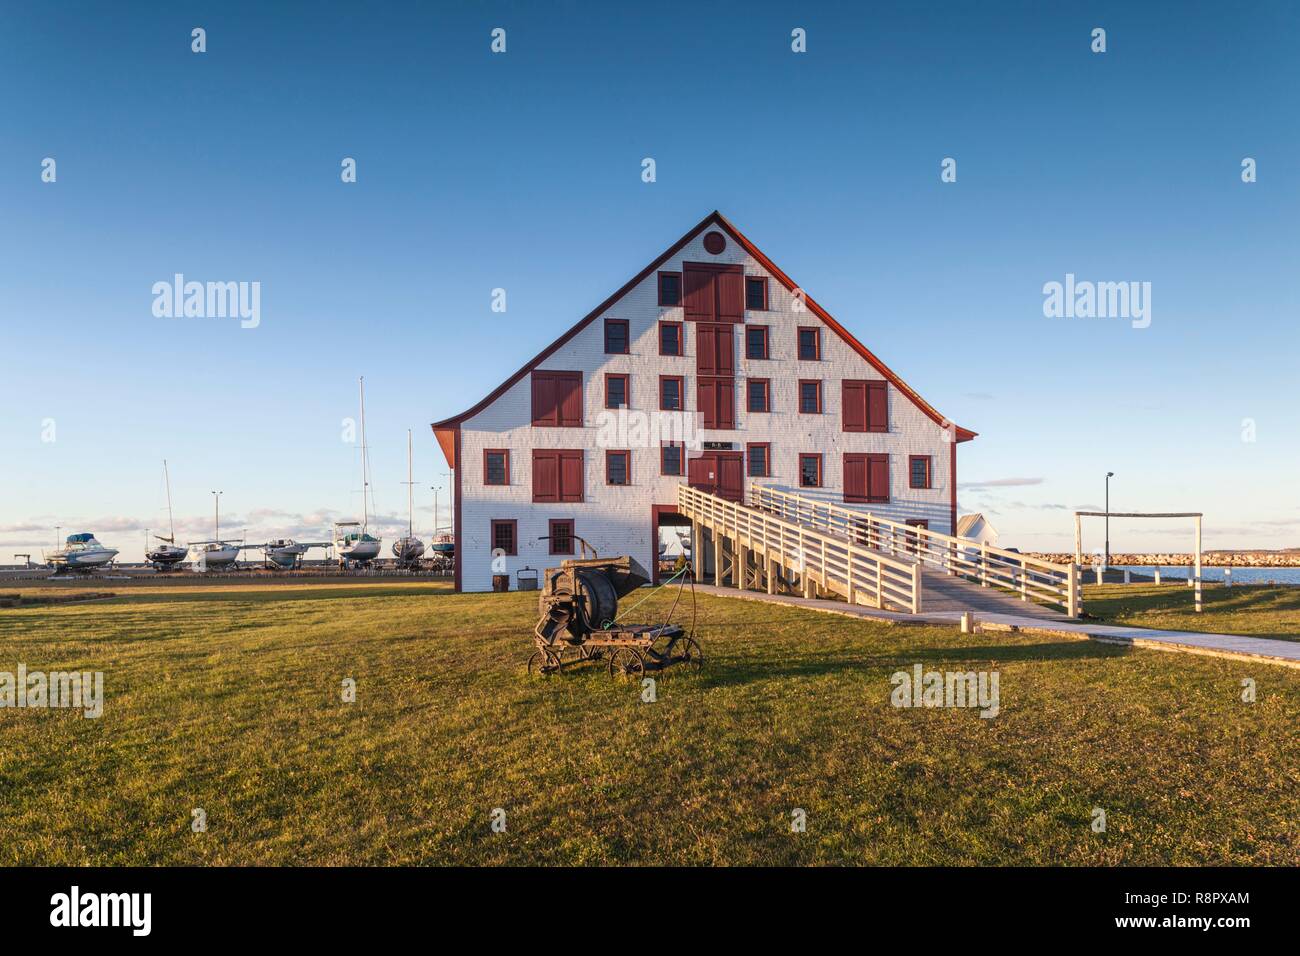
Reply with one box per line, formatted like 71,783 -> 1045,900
1104,472 -> 1114,570
212,491 -> 223,541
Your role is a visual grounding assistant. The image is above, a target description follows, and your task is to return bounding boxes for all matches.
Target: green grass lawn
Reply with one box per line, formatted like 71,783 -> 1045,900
1,579 -> 1297,865
1084,582 -> 1300,642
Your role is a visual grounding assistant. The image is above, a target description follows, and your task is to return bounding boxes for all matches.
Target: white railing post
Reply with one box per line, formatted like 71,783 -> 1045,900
911,561 -> 922,614
1067,563 -> 1080,617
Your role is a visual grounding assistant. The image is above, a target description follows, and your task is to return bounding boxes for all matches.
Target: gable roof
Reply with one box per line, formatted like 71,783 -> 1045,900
957,513 -> 996,537
432,210 -> 975,466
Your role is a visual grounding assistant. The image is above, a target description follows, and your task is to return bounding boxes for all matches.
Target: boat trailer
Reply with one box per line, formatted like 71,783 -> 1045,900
528,554 -> 702,678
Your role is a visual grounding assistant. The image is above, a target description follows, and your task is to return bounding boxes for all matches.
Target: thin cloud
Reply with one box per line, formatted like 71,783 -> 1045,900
958,477 -> 1044,489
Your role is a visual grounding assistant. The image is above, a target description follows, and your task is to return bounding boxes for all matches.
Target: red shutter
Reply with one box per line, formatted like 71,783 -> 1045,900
683,266 -> 714,321
716,271 -> 744,322
531,373 -> 557,426
559,450 -> 584,502
533,451 -> 558,502
717,378 -> 734,429
697,379 -> 716,429
867,382 -> 888,433
844,453 -> 867,503
714,326 -> 734,374
697,325 -> 716,373
558,373 -> 583,427
842,380 -> 866,432
868,453 -> 890,502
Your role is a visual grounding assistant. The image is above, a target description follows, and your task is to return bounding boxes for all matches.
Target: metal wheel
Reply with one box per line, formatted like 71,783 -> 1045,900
607,646 -> 645,680
527,648 -> 563,676
672,636 -> 704,671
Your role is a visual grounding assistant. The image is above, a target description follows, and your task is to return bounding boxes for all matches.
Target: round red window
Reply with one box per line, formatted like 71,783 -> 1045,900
703,231 -> 726,254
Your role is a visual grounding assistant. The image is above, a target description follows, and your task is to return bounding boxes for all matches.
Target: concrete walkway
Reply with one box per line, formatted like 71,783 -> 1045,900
691,584 -> 1300,669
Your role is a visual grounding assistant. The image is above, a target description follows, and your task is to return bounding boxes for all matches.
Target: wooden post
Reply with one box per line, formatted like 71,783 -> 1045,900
692,521 -> 703,582
980,544 -> 989,587
1154,566 -> 1161,584
713,531 -> 723,588
1095,564 -> 1103,585
875,561 -> 884,609
1194,515 -> 1203,613
766,555 -> 776,595
911,562 -> 922,614
1067,563 -> 1080,618
1123,569 -> 1131,584
1074,513 -> 1082,567
847,552 -> 856,605
736,544 -> 748,591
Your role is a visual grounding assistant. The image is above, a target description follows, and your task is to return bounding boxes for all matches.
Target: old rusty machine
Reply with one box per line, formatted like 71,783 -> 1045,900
528,550 -> 702,678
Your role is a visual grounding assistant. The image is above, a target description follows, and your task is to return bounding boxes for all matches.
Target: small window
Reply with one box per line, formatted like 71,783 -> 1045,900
548,519 -> 575,555
484,449 -> 509,486
747,443 -> 770,478
606,450 -> 630,486
605,373 -> 629,409
745,276 -> 768,310
799,380 -> 822,414
490,519 -> 517,556
799,454 -> 822,488
909,455 -> 932,489
659,321 -> 683,356
745,325 -> 769,360
798,327 -> 820,360
747,378 -> 770,413
661,443 -> 684,476
660,375 -> 684,411
658,271 -> 682,306
604,319 -> 629,354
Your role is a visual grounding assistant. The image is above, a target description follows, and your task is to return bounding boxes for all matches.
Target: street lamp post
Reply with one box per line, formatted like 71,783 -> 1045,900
1104,472 -> 1114,570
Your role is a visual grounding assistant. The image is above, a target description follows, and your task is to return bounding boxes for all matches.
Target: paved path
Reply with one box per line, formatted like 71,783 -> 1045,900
690,584 -> 1300,668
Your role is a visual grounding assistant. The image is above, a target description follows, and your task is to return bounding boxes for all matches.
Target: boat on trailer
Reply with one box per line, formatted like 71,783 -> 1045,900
45,533 -> 119,572
147,460 -> 189,570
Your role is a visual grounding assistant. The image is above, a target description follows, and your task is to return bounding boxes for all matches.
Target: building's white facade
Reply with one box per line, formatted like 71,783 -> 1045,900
434,213 -> 975,592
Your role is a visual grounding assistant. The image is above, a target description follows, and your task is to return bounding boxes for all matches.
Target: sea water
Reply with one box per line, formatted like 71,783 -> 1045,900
1117,565 -> 1300,585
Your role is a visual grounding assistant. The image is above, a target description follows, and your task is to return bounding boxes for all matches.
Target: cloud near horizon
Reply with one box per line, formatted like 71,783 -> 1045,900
957,477 -> 1045,490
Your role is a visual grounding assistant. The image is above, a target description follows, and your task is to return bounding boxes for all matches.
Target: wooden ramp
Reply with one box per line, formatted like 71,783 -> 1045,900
676,484 -> 1079,619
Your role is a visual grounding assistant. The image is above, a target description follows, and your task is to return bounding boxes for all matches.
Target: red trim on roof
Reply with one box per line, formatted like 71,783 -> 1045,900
430,211 -> 975,460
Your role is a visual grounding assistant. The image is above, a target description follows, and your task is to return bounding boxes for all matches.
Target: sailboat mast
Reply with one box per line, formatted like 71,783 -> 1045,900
163,459 -> 176,542
406,429 -> 414,537
359,376 -> 369,532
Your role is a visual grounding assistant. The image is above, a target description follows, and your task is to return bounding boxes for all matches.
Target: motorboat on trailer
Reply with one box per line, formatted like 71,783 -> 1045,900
253,538 -> 330,569
188,541 -> 241,570
45,533 -> 119,571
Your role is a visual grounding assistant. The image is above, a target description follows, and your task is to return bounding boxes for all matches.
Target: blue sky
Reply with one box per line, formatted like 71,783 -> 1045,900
2,0 -> 1297,560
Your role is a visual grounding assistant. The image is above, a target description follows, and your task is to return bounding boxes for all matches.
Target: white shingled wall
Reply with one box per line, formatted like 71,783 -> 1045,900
454,227 -> 961,592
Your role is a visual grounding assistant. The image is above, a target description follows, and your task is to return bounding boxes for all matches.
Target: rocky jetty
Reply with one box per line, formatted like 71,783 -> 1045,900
1027,552 -> 1300,567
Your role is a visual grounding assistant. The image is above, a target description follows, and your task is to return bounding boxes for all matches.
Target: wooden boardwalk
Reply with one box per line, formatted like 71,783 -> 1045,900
689,584 -> 1300,669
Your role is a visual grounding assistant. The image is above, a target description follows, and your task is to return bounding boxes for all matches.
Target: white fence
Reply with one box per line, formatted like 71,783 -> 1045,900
677,484 -> 923,613
749,485 -> 1080,617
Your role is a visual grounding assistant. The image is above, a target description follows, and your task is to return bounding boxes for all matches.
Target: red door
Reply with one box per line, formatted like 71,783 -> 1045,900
689,452 -> 743,503
716,453 -> 743,502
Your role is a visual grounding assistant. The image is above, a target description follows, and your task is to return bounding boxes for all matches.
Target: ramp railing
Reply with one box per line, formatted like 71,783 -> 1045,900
677,484 -> 922,613
749,485 -> 1080,617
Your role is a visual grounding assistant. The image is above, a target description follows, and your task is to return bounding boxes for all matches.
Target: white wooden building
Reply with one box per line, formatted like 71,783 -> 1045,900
432,212 -> 975,592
